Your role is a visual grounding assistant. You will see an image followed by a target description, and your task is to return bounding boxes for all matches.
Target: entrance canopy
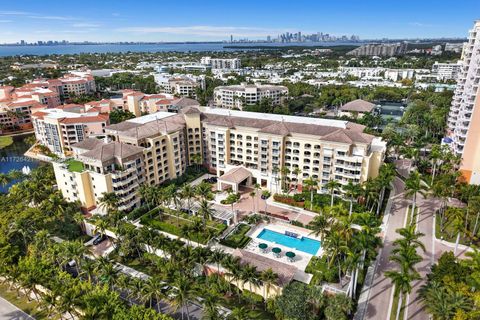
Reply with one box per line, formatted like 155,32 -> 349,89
217,166 -> 252,192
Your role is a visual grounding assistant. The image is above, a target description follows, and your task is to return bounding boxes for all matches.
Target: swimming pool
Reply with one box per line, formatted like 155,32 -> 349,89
256,229 -> 321,255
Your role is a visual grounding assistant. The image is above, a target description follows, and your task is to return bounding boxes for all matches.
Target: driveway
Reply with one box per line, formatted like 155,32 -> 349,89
363,163 -> 472,320
364,176 -> 409,320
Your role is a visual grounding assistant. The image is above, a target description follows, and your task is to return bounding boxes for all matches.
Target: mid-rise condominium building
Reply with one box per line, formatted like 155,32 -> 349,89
432,61 -> 462,81
0,85 -> 60,132
446,21 -> 480,184
155,75 -> 204,99
201,57 -> 241,69
32,106 -> 109,157
31,72 -> 96,100
53,106 -> 386,212
214,83 -> 288,109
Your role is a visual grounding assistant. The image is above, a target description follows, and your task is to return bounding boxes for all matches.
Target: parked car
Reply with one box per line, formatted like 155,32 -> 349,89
93,234 -> 107,245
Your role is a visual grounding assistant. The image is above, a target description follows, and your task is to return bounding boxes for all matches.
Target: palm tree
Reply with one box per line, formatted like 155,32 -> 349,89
303,177 -> 318,211
280,166 -> 290,192
385,269 -> 420,320
376,163 -> 396,215
181,184 -> 196,214
342,181 -> 361,216
292,167 -> 301,192
446,207 -> 466,255
198,199 -> 214,225
141,276 -> 166,309
240,264 -> 261,299
309,213 -> 330,242
170,275 -> 196,320
249,191 -> 256,213
201,289 -> 222,320
469,196 -> 480,237
429,144 -> 443,184
271,166 -> 279,193
208,249 -> 225,273
260,268 -> 278,300
404,170 -> 428,224
98,192 -> 119,214
326,179 -> 341,208
196,182 -> 213,201
227,306 -> 255,320
394,226 -> 426,251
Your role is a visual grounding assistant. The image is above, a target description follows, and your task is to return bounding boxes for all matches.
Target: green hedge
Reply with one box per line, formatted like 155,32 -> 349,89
305,256 -> 339,285
220,224 -> 251,248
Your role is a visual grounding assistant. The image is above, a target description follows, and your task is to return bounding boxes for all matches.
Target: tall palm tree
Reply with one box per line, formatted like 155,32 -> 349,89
326,179 -> 341,208
196,182 -> 213,201
342,181 -> 362,216
385,269 -> 420,320
271,166 -> 279,194
280,166 -> 290,192
309,213 -> 330,243
141,276 -> 166,309
170,275 -> 196,320
249,191 -> 256,213
98,192 -> 119,214
240,264 -> 261,298
198,199 -> 214,226
394,226 -> 426,252
181,184 -> 196,214
260,268 -> 278,300
292,167 -> 301,192
303,177 -> 318,211
227,306 -> 255,320
404,170 -> 428,224
201,289 -> 222,320
445,207 -> 466,254
208,249 -> 225,273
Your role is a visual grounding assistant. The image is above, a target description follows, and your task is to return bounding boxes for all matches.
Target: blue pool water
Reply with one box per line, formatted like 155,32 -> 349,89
256,229 -> 321,255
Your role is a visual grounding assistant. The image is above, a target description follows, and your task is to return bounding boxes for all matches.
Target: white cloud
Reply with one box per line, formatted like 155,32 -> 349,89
117,25 -> 289,38
28,15 -> 77,21
0,10 -> 78,21
0,11 -> 29,15
72,23 -> 100,28
408,22 -> 433,27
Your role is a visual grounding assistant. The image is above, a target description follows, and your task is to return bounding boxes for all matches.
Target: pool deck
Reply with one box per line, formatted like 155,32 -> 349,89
245,221 -> 323,272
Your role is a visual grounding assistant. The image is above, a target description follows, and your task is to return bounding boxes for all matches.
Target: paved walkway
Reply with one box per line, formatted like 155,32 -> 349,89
223,186 -> 315,225
0,296 -> 34,320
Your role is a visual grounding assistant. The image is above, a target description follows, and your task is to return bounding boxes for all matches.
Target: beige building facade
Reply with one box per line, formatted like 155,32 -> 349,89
53,106 -> 386,212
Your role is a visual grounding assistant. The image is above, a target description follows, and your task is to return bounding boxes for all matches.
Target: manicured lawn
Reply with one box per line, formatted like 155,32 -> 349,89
220,223 -> 251,248
0,136 -> 13,149
141,208 -> 226,244
435,210 -> 477,246
390,292 -> 406,320
66,159 -> 84,172
0,283 -> 49,319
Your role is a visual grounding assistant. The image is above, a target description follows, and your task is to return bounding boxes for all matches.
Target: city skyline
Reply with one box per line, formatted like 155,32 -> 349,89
0,0 -> 479,43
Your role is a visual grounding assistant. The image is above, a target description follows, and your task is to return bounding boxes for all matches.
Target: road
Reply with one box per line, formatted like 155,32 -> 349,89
0,296 -> 34,320
363,160 -> 472,320
364,176 -> 409,320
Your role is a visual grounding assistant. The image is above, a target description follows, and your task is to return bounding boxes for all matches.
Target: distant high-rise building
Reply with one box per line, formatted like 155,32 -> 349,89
230,35 -> 233,43
267,35 -> 271,42
446,21 -> 480,184
347,43 -> 407,57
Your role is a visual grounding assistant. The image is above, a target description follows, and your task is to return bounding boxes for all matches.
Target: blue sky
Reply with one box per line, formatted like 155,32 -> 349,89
0,0 -> 479,43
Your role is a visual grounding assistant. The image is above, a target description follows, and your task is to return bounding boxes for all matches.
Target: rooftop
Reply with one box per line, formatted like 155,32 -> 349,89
340,99 -> 376,113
